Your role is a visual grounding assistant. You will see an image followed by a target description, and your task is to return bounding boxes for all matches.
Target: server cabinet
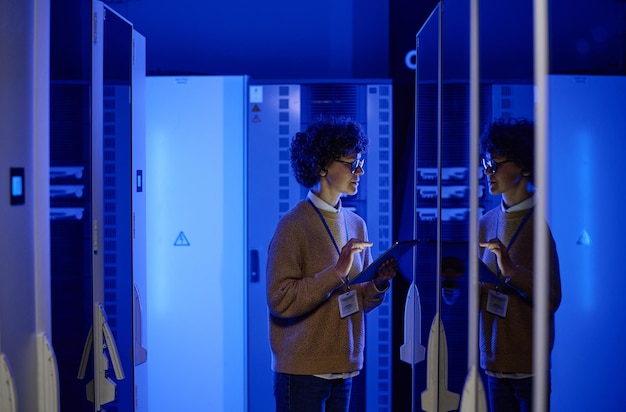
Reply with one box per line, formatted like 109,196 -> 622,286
145,75 -> 248,412
407,2 -> 490,410
50,2 -> 145,410
0,0 -> 54,410
548,75 -> 626,412
132,29 -> 149,412
247,80 -> 393,412
50,0 -> 96,408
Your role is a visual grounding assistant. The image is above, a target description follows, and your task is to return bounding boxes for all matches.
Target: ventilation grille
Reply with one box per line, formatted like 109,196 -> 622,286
306,84 -> 359,120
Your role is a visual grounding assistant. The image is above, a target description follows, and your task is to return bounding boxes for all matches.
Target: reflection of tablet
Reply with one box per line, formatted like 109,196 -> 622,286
349,240 -> 420,285
479,259 -> 503,285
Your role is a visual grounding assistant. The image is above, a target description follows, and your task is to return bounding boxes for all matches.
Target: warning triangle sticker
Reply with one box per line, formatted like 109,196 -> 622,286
174,231 -> 190,246
576,229 -> 592,246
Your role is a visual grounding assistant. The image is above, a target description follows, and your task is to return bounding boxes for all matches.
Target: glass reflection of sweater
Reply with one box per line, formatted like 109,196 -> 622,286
478,205 -> 562,374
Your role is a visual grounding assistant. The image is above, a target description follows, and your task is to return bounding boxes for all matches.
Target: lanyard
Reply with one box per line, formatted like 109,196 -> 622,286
307,199 -> 349,256
497,207 -> 534,249
308,199 -> 354,289
495,207 -> 534,279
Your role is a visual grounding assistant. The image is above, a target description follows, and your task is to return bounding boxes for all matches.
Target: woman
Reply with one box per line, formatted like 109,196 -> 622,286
266,116 -> 397,412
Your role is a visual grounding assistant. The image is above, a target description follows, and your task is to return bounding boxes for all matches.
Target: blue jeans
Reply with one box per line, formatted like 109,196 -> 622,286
274,373 -> 352,412
487,374 -> 552,412
487,375 -> 538,412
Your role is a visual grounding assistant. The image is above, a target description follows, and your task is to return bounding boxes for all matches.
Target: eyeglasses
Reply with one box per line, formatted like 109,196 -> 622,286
482,158 -> 513,174
336,158 -> 365,174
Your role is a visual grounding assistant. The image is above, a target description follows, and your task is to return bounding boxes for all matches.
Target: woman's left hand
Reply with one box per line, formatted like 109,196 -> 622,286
374,258 -> 398,289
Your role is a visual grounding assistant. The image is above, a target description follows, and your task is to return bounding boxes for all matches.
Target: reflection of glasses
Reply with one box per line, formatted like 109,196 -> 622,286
482,158 -> 513,174
336,158 -> 365,174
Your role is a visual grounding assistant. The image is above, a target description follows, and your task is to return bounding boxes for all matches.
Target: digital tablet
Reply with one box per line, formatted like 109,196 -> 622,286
349,240 -> 420,285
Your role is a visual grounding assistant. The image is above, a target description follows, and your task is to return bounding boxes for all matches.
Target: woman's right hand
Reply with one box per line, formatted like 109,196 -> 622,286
335,238 -> 373,281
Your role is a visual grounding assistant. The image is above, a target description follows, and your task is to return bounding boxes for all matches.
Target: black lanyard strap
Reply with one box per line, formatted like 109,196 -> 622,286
308,199 -> 343,255
494,207 -> 534,280
499,207 -> 534,250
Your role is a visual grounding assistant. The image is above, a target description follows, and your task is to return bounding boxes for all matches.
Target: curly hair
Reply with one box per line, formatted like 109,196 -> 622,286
290,116 -> 369,188
480,117 -> 534,182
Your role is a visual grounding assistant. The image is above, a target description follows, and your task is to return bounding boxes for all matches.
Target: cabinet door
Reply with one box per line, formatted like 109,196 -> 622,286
132,28 -> 148,412
145,75 -> 247,412
247,84 -> 303,412
90,2 -> 135,410
50,0 -> 94,409
548,75 -> 626,411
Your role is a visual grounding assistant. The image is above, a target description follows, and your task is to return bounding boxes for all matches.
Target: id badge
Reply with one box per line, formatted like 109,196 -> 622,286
338,290 -> 360,318
486,289 -> 508,317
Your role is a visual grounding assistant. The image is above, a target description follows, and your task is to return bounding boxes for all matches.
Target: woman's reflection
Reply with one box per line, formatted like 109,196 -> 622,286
477,118 -> 562,411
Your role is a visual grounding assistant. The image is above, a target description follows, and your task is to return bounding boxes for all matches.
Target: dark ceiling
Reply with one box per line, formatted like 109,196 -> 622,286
105,0 -> 625,80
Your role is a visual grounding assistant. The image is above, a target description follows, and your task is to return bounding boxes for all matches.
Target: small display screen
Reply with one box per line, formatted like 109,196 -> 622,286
10,168 -> 25,205
12,176 -> 23,196
137,170 -> 143,192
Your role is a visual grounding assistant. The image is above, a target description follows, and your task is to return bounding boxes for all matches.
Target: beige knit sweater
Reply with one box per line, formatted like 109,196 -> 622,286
266,199 -> 386,375
478,206 -> 562,374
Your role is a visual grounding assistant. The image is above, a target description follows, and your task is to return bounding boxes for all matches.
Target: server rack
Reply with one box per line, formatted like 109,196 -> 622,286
50,2 -> 145,410
247,79 -> 393,412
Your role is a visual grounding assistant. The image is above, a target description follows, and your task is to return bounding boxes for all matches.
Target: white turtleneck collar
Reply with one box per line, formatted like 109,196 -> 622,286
307,191 -> 341,213
501,193 -> 535,213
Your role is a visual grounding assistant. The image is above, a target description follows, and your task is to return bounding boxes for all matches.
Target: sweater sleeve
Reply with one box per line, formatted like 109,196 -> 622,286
361,281 -> 386,312
547,228 -> 562,313
266,206 -> 345,319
